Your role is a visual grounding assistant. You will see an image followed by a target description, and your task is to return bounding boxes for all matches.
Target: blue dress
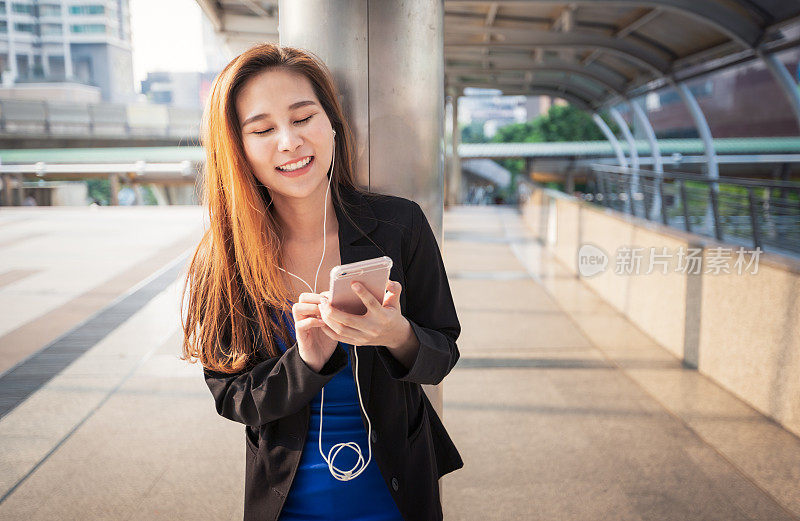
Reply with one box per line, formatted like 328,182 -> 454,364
272,306 -> 405,521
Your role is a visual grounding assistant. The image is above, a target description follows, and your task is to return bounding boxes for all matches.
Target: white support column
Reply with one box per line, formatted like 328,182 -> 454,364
671,79 -> 719,235
7,2 -> 18,82
671,81 -> 718,180
592,112 -> 629,213
610,106 -> 642,216
60,0 -> 74,80
759,50 -> 800,133
630,98 -> 663,220
446,86 -> 462,206
592,113 -> 627,168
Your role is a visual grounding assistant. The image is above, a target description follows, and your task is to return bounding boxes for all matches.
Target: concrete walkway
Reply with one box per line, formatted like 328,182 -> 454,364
0,204 -> 798,520
440,205 -> 800,521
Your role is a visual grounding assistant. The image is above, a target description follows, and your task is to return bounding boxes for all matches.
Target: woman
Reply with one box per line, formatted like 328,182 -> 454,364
180,43 -> 463,521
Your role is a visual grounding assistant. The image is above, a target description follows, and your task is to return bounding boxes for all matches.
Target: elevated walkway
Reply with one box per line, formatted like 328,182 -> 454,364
0,205 -> 797,520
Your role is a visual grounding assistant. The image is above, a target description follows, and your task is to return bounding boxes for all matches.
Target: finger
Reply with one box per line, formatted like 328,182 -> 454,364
319,307 -> 365,338
320,323 -> 361,345
320,299 -> 368,330
382,280 -> 402,307
292,302 -> 321,319
319,324 -> 339,341
298,292 -> 323,304
295,316 -> 325,331
351,282 -> 382,313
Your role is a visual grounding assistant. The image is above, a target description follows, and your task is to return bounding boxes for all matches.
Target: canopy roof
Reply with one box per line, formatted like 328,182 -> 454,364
444,1 -> 800,109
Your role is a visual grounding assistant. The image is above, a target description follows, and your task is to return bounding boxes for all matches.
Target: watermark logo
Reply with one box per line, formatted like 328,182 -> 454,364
577,243 -> 609,277
577,244 -> 762,276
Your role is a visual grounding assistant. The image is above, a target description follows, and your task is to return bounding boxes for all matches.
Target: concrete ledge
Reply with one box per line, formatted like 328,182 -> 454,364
521,187 -> 800,438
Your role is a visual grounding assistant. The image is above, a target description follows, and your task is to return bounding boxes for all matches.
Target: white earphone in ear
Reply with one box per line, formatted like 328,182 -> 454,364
332,129 -> 336,137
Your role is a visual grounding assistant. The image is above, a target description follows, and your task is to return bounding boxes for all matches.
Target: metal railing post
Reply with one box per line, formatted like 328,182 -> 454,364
709,186 -> 723,241
679,180 -> 691,232
659,177 -> 669,226
747,188 -> 762,250
626,174 -> 635,216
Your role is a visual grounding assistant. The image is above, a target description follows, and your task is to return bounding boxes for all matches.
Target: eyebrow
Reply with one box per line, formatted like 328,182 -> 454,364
241,100 -> 317,128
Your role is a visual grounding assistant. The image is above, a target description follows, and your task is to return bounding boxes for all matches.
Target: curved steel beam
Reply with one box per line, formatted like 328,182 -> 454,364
445,49 -> 630,84
610,106 -> 642,216
450,82 -> 593,110
758,50 -> 800,133
609,107 -> 639,170
445,0 -> 763,48
671,79 -> 719,237
592,112 -> 629,211
630,98 -> 663,219
671,81 -> 718,180
445,27 -> 670,74
450,75 -> 607,103
593,114 -> 627,169
445,63 -> 626,95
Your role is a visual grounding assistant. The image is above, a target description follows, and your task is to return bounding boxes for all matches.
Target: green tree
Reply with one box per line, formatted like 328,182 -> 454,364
493,103 -> 612,145
460,121 -> 487,143
456,102 -> 618,201
490,104 -> 618,199
86,178 -> 110,205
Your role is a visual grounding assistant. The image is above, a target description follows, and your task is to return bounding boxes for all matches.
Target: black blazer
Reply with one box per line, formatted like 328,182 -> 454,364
203,184 -> 464,521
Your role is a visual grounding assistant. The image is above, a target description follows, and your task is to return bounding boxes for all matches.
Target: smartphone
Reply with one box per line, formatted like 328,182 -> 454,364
329,256 -> 393,315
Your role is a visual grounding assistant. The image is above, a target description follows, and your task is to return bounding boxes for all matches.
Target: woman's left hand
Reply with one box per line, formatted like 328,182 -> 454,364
317,279 -> 413,349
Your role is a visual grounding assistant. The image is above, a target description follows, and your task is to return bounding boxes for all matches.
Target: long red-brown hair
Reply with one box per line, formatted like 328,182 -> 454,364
180,42 -> 365,374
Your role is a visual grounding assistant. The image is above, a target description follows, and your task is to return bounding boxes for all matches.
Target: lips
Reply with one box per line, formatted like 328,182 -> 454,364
276,155 -> 313,170
275,155 -> 315,177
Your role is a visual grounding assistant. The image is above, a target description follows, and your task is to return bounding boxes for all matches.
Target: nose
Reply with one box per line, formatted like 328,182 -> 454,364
277,126 -> 303,152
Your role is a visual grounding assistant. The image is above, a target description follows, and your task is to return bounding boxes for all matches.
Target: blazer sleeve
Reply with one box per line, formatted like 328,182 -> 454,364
203,340 -> 349,427
375,200 -> 461,384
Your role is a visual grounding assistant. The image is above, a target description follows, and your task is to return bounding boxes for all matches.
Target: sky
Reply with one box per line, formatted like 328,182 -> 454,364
129,0 -> 207,87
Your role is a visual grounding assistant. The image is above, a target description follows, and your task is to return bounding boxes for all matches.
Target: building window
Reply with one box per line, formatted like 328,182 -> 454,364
39,4 -> 61,16
0,2 -> 6,14
14,22 -> 35,32
41,23 -> 62,35
11,2 -> 33,15
48,55 -> 65,78
71,23 -> 106,34
0,21 -> 6,34
69,4 -> 104,15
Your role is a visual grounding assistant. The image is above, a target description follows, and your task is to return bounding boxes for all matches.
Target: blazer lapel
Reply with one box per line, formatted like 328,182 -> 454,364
333,184 -> 382,407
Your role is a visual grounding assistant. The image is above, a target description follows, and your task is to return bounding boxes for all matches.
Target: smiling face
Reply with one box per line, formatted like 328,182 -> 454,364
235,68 -> 334,203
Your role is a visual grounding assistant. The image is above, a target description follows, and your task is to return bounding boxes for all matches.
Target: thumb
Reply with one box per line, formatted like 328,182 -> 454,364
383,280 -> 402,307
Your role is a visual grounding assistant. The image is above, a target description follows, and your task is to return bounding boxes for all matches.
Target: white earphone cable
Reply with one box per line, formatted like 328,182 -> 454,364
277,129 -> 372,481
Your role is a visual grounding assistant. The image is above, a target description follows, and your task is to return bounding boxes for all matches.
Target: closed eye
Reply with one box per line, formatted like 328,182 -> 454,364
253,114 -> 315,135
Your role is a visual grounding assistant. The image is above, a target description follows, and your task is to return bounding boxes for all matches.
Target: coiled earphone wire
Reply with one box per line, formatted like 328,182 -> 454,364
276,128 -> 373,481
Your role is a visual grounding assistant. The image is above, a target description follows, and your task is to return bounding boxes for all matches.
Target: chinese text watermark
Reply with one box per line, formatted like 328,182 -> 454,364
577,244 -> 762,277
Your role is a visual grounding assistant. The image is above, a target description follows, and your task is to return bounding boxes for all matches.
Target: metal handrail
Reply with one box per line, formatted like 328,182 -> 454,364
588,164 -> 800,257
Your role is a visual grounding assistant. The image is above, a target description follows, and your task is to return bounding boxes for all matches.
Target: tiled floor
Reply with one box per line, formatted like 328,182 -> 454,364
0,204 -> 798,520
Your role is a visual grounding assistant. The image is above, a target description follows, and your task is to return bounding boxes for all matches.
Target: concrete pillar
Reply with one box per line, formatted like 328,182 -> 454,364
133,183 -> 144,205
279,0 -> 446,414
7,0 -> 18,82
446,86 -> 462,206
59,0 -> 74,80
15,174 -> 24,205
109,173 -> 119,205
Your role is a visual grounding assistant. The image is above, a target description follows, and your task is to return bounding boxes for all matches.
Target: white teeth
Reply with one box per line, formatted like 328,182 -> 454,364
277,156 -> 312,172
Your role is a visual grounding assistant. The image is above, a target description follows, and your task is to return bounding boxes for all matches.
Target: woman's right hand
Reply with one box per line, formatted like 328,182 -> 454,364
292,292 -> 339,372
